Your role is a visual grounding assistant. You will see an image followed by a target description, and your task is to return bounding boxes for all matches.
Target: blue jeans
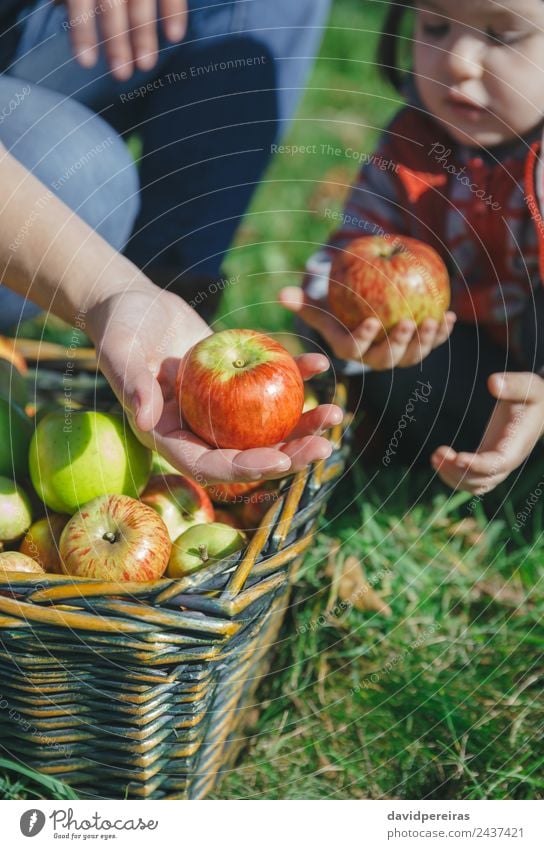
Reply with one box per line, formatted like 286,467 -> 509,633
0,0 -> 330,329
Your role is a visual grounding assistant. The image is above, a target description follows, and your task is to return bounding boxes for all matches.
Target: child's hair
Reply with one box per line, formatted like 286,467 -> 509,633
377,1 -> 414,93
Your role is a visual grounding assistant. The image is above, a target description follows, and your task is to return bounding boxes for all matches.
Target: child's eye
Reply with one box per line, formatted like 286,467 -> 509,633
422,22 -> 450,39
486,28 -> 523,45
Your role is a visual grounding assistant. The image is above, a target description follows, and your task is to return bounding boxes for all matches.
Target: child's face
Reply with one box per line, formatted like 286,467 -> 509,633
414,0 -> 544,147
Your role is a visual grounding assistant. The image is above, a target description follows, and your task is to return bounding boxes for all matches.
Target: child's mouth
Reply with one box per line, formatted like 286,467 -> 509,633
447,96 -> 486,121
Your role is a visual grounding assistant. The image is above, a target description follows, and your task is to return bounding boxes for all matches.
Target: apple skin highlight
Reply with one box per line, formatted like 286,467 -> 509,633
177,329 -> 304,450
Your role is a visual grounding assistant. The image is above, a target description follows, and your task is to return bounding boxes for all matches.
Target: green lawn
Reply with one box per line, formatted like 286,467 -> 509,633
1,0 -> 543,801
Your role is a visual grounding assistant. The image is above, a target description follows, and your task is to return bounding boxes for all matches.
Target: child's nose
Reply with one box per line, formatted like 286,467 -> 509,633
445,35 -> 484,81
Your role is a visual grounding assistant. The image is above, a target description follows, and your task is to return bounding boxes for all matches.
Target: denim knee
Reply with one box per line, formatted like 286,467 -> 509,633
0,76 -> 139,251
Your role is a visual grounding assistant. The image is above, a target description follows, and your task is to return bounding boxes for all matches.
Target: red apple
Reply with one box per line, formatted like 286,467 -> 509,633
140,474 -> 215,542
60,495 -> 171,582
213,509 -> 242,529
328,235 -> 450,338
176,329 -> 304,449
237,487 -> 280,535
0,551 -> 44,575
206,479 -> 262,505
19,513 -> 69,574
167,522 -> 247,579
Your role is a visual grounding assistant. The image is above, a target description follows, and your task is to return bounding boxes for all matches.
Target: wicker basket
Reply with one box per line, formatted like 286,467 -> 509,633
0,382 -> 348,800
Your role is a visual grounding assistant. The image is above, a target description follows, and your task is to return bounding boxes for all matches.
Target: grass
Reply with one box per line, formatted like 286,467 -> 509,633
1,0 -> 543,800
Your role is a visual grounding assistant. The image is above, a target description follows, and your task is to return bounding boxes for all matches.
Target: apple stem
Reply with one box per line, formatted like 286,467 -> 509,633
198,544 -> 209,563
103,531 -> 118,544
233,359 -> 245,369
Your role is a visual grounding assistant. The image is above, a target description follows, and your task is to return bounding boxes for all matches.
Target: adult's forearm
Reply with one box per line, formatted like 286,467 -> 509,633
0,143 -> 150,329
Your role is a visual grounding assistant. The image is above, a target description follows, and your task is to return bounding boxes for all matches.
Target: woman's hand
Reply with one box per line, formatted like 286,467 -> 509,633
87,285 -> 343,484
63,0 -> 188,78
432,372 -> 544,494
280,285 -> 456,370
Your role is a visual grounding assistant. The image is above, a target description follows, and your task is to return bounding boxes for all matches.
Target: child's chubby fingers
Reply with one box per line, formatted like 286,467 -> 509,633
431,446 -> 506,493
279,286 -> 382,361
397,318 -> 440,367
362,320 -> 417,370
488,370 -> 544,403
397,313 -> 457,367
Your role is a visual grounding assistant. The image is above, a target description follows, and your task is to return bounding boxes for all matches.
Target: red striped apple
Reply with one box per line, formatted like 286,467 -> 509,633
177,329 -> 304,449
141,474 -> 214,542
328,235 -> 450,338
0,551 -> 44,575
60,494 -> 171,582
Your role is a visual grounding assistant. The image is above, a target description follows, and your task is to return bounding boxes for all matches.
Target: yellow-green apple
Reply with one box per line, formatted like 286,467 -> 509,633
177,329 -> 304,449
60,494 -> 171,582
0,398 -> 33,478
0,359 -> 28,409
206,479 -> 262,505
0,551 -> 44,574
19,513 -> 69,574
328,235 -> 451,338
29,411 -> 152,514
151,452 -> 178,476
167,522 -> 247,578
0,477 -> 32,543
141,474 -> 215,542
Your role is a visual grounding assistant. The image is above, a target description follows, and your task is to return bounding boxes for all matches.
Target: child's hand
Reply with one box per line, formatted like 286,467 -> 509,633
431,372 -> 544,495
280,286 -> 456,370
88,286 -> 342,484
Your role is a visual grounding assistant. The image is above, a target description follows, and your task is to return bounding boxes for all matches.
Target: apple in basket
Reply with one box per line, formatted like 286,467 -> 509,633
328,235 -> 451,338
0,477 -> 33,543
0,551 -> 44,575
19,513 -> 69,574
206,479 -> 262,505
0,397 -> 33,479
176,329 -> 305,449
167,522 -> 247,579
29,410 -> 152,514
60,495 -> 171,582
140,474 -> 215,542
237,487 -> 280,535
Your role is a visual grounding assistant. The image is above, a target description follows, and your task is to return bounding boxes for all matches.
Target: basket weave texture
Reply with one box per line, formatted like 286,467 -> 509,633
0,389 -> 348,800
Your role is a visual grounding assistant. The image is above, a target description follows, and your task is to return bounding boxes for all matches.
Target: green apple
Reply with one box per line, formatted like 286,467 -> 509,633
167,522 -> 246,578
0,477 -> 32,542
29,410 -> 152,514
0,359 -> 28,408
151,452 -> 179,476
0,398 -> 33,478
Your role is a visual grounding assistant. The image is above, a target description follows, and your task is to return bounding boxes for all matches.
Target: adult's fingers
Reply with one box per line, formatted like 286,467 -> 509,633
99,0 -> 134,80
287,404 -> 343,440
160,0 -> 189,42
128,0 -> 159,71
66,0 -> 100,67
96,336 -> 164,432
294,352 -> 331,380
